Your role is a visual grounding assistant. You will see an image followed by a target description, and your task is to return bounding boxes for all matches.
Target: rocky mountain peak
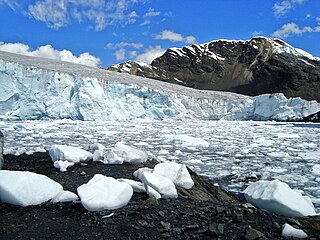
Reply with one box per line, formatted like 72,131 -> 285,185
107,37 -> 320,102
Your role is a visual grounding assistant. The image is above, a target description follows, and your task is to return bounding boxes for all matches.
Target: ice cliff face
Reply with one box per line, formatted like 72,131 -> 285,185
0,50 -> 319,121
108,37 -> 320,102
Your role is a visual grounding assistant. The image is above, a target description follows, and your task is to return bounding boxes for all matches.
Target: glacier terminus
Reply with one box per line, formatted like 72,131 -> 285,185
0,50 -> 319,121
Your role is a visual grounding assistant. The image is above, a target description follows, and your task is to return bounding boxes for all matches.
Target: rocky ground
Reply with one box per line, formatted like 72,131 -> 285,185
1,152 -> 320,239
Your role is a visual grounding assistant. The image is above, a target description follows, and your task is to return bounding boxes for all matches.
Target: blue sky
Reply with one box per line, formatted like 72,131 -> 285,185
0,0 -> 319,67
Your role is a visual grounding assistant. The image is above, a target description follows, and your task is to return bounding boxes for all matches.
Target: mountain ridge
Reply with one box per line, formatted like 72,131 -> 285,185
107,36 -> 320,102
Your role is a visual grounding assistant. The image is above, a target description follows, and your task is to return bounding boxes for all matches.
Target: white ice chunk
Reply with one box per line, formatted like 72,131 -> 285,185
282,223 -> 308,238
102,150 -> 124,164
51,190 -> 78,203
312,165 -> 320,176
172,135 -> 210,148
118,178 -> 146,193
109,142 -> 148,163
0,170 -> 63,207
145,184 -> 161,199
53,160 -> 75,172
77,174 -> 133,211
243,179 -> 316,217
133,167 -> 152,179
49,145 -> 93,163
140,172 -> 177,199
152,162 -> 194,189
89,143 -> 106,153
92,149 -> 105,162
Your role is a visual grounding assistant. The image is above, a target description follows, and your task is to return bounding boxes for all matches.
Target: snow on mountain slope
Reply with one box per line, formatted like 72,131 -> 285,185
108,37 -> 320,102
0,50 -> 319,121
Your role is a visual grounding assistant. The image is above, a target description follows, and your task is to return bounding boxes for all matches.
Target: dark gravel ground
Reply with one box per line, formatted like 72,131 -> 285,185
1,152 -> 320,240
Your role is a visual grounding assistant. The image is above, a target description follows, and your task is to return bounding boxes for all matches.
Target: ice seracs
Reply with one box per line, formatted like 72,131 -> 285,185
243,179 -> 316,217
77,174 -> 133,211
0,170 -> 63,207
0,50 -> 319,121
0,130 -> 3,170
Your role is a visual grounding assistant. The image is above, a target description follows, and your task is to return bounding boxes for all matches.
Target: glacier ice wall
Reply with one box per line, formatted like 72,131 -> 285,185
0,51 -> 319,121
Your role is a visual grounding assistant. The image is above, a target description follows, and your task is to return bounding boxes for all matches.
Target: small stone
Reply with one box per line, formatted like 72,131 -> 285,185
245,228 -> 264,240
216,207 -> 225,214
160,221 -> 171,230
185,224 -> 199,230
138,220 -> 148,227
273,222 -> 281,229
209,223 -> 224,236
235,211 -> 243,222
158,210 -> 165,217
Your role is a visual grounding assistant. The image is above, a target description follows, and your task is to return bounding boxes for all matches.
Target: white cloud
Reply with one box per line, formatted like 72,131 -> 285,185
0,0 -> 20,11
140,19 -> 150,26
273,0 -> 306,17
272,22 -> 320,38
129,50 -> 137,58
28,0 -> 68,29
135,46 -> 165,64
26,0 -> 143,30
155,30 -> 197,44
252,30 -> 263,36
0,42 -> 101,67
115,48 -> 126,60
106,42 -> 143,49
143,8 -> 160,18
185,36 -> 197,44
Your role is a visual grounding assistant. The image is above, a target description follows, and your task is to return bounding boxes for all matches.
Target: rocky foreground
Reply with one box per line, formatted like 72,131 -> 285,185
1,152 -> 320,239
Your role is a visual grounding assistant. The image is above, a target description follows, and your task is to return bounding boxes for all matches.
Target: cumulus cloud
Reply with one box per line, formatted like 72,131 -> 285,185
155,30 -> 197,44
135,46 -> 165,64
25,0 -> 142,30
272,22 -> 320,38
0,42 -> 101,67
114,48 -> 126,60
107,41 -> 143,61
273,0 -> 306,17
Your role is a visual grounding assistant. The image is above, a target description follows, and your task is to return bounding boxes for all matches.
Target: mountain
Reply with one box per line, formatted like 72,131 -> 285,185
107,37 -> 320,102
0,50 -> 319,121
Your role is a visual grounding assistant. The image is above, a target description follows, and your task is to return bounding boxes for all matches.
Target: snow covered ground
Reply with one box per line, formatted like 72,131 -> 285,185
1,119 -> 319,210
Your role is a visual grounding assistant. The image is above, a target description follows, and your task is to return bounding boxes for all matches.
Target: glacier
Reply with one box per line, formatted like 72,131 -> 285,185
0,50 -> 319,121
